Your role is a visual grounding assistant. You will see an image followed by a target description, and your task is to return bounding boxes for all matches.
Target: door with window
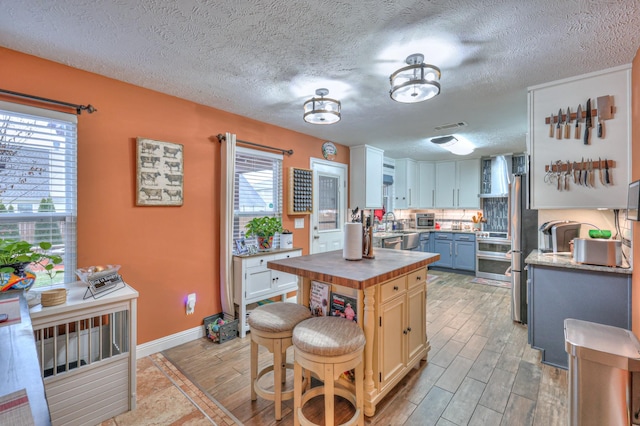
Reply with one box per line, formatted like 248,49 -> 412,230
310,159 -> 346,254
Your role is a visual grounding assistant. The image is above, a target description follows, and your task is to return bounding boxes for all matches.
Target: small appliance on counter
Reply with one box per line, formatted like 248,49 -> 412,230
413,213 -> 435,229
573,238 -> 622,267
538,220 -> 581,253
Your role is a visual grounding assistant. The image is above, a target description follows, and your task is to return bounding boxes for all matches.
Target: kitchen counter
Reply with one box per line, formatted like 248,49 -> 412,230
0,292 -> 51,425
525,249 -> 631,369
525,249 -> 632,274
268,248 -> 439,416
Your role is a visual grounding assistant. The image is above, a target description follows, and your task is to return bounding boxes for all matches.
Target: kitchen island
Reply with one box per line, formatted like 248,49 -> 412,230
267,248 -> 439,416
525,250 -> 632,369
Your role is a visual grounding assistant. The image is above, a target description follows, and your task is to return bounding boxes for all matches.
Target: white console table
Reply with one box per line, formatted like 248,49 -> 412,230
233,248 -> 302,337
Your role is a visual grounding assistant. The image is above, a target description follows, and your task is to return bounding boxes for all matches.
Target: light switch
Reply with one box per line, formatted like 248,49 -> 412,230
294,218 -> 304,229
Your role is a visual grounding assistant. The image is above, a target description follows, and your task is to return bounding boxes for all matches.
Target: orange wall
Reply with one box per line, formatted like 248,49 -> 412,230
0,47 -> 349,344
633,48 -> 640,335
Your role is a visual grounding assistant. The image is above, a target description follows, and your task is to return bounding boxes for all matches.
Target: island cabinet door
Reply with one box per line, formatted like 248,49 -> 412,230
245,265 -> 273,300
407,282 -> 426,364
379,295 -> 407,389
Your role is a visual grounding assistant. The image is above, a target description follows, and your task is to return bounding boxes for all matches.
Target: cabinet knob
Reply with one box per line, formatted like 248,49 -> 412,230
407,327 -> 412,332
416,276 -> 422,281
393,286 -> 399,291
403,329 -> 408,335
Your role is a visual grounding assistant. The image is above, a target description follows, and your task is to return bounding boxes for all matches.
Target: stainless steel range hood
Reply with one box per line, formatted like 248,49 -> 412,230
479,155 -> 512,198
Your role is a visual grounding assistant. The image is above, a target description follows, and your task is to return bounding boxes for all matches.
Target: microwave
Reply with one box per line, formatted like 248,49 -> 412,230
414,213 -> 435,229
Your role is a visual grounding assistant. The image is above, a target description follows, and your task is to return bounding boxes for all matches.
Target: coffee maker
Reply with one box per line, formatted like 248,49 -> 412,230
538,221 -> 581,253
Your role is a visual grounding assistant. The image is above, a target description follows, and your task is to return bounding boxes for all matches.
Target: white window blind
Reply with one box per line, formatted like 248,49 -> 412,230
234,147 -> 283,244
0,101 -> 77,288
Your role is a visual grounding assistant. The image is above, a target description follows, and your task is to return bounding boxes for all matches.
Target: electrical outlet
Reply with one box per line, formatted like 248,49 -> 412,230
186,293 -> 196,315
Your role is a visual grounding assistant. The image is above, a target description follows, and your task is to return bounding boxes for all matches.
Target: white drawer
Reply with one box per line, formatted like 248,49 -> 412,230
245,254 -> 275,268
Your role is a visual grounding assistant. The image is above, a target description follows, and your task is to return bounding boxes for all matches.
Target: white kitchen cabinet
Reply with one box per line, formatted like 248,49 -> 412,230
434,159 -> 480,209
456,159 -> 481,208
417,161 -> 435,208
394,158 -> 418,209
233,248 -> 302,337
378,268 -> 426,390
434,160 -> 480,208
350,145 -> 384,209
528,65 -> 631,209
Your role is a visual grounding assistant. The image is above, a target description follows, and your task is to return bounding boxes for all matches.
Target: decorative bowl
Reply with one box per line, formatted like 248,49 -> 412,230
75,264 -> 120,283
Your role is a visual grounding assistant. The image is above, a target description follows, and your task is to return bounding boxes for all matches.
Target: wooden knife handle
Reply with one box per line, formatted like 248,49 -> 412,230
549,121 -> 554,138
564,123 -> 570,139
556,126 -> 562,140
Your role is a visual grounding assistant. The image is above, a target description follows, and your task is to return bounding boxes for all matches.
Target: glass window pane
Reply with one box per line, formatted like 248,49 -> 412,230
318,175 -> 339,231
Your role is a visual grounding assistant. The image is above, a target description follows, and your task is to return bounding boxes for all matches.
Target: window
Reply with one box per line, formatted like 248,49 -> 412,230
0,101 -> 77,288
233,147 -> 282,244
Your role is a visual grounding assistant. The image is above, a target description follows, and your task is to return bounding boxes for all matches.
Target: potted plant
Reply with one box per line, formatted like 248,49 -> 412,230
245,216 -> 282,250
0,238 -> 63,291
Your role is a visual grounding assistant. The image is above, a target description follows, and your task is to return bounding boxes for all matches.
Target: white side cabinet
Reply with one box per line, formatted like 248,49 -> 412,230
350,144 -> 384,209
30,283 -> 138,426
233,248 -> 302,337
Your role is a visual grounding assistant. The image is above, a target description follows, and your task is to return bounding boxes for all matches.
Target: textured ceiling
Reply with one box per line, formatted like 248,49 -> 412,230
2,0 -> 640,161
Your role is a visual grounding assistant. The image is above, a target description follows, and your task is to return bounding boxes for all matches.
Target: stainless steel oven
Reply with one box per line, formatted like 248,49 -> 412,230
476,232 -> 511,281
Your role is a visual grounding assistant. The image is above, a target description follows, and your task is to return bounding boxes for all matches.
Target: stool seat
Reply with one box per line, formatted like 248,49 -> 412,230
293,316 -> 365,357
293,316 -> 365,426
249,302 -> 312,333
249,302 -> 311,421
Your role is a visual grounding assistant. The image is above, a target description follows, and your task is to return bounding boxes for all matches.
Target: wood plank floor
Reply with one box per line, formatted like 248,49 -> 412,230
163,270 -> 568,425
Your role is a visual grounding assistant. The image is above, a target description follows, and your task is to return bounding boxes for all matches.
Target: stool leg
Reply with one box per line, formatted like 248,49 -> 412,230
325,364 -> 335,426
250,339 -> 258,401
355,361 -> 364,426
294,360 -> 302,426
274,338 -> 283,420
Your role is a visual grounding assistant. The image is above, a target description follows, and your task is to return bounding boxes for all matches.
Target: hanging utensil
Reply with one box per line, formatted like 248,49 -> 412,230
584,98 -> 592,145
605,159 -> 612,185
564,161 -> 570,191
564,107 -> 571,139
556,108 -> 563,140
573,161 -> 579,184
589,159 -> 595,187
549,112 -> 555,138
575,104 -> 582,139
597,95 -> 612,139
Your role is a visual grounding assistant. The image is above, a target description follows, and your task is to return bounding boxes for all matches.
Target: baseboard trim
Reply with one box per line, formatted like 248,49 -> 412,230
137,325 -> 204,358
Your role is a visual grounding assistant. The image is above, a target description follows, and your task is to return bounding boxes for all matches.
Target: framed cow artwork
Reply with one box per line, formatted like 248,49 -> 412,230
136,137 -> 184,206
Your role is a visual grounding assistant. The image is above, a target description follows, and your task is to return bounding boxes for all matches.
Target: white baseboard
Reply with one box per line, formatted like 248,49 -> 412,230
136,325 -> 204,358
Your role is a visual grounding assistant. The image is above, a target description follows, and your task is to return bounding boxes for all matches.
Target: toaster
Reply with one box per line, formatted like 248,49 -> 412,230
573,238 -> 622,267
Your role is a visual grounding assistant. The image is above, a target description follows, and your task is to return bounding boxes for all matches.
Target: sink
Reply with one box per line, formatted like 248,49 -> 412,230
401,232 -> 420,250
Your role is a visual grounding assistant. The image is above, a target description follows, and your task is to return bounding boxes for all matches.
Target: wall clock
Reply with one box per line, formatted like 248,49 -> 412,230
322,141 -> 337,160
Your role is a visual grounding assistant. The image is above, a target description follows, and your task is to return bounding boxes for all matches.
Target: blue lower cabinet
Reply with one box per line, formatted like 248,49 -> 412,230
433,233 -> 453,268
432,232 -> 475,271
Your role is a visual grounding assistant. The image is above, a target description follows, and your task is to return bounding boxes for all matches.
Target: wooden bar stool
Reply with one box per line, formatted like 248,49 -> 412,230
248,302 -> 312,420
292,316 -> 366,426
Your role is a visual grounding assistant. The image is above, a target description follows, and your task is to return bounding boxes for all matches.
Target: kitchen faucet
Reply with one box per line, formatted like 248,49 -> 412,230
382,212 -> 396,232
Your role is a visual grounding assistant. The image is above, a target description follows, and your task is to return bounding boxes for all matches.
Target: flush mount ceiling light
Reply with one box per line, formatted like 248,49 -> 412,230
430,135 -> 474,155
390,53 -> 441,103
303,88 -> 341,124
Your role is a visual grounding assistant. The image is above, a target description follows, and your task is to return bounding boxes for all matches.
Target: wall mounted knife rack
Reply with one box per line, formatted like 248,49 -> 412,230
544,110 -> 598,124
544,159 -> 615,173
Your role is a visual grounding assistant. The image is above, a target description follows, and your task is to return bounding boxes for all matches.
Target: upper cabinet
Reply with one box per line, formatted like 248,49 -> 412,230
417,161 -> 435,208
395,159 -> 418,209
435,159 -> 480,209
528,65 -> 631,209
350,145 -> 384,209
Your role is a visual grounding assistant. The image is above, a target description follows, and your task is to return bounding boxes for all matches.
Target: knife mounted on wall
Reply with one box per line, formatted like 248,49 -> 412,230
583,98 -> 592,145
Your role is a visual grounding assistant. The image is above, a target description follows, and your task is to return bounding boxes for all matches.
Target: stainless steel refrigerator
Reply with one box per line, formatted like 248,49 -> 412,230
510,174 -> 538,324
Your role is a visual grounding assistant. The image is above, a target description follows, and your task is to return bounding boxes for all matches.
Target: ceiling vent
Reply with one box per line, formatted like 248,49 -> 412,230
434,121 -> 467,131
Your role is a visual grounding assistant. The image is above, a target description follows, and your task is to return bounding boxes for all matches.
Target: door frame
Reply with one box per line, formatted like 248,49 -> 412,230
309,157 -> 348,254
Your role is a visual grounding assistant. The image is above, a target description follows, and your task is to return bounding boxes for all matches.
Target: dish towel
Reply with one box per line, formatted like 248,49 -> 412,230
0,389 -> 34,425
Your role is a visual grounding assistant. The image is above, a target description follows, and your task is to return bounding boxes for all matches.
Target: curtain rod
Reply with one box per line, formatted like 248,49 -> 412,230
217,133 -> 293,156
0,88 -> 97,115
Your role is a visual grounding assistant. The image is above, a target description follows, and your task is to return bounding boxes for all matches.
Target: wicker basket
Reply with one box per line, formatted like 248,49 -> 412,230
41,288 -> 67,307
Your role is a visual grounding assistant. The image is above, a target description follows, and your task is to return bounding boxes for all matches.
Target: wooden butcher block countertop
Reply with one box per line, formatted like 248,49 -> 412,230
267,248 -> 440,290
